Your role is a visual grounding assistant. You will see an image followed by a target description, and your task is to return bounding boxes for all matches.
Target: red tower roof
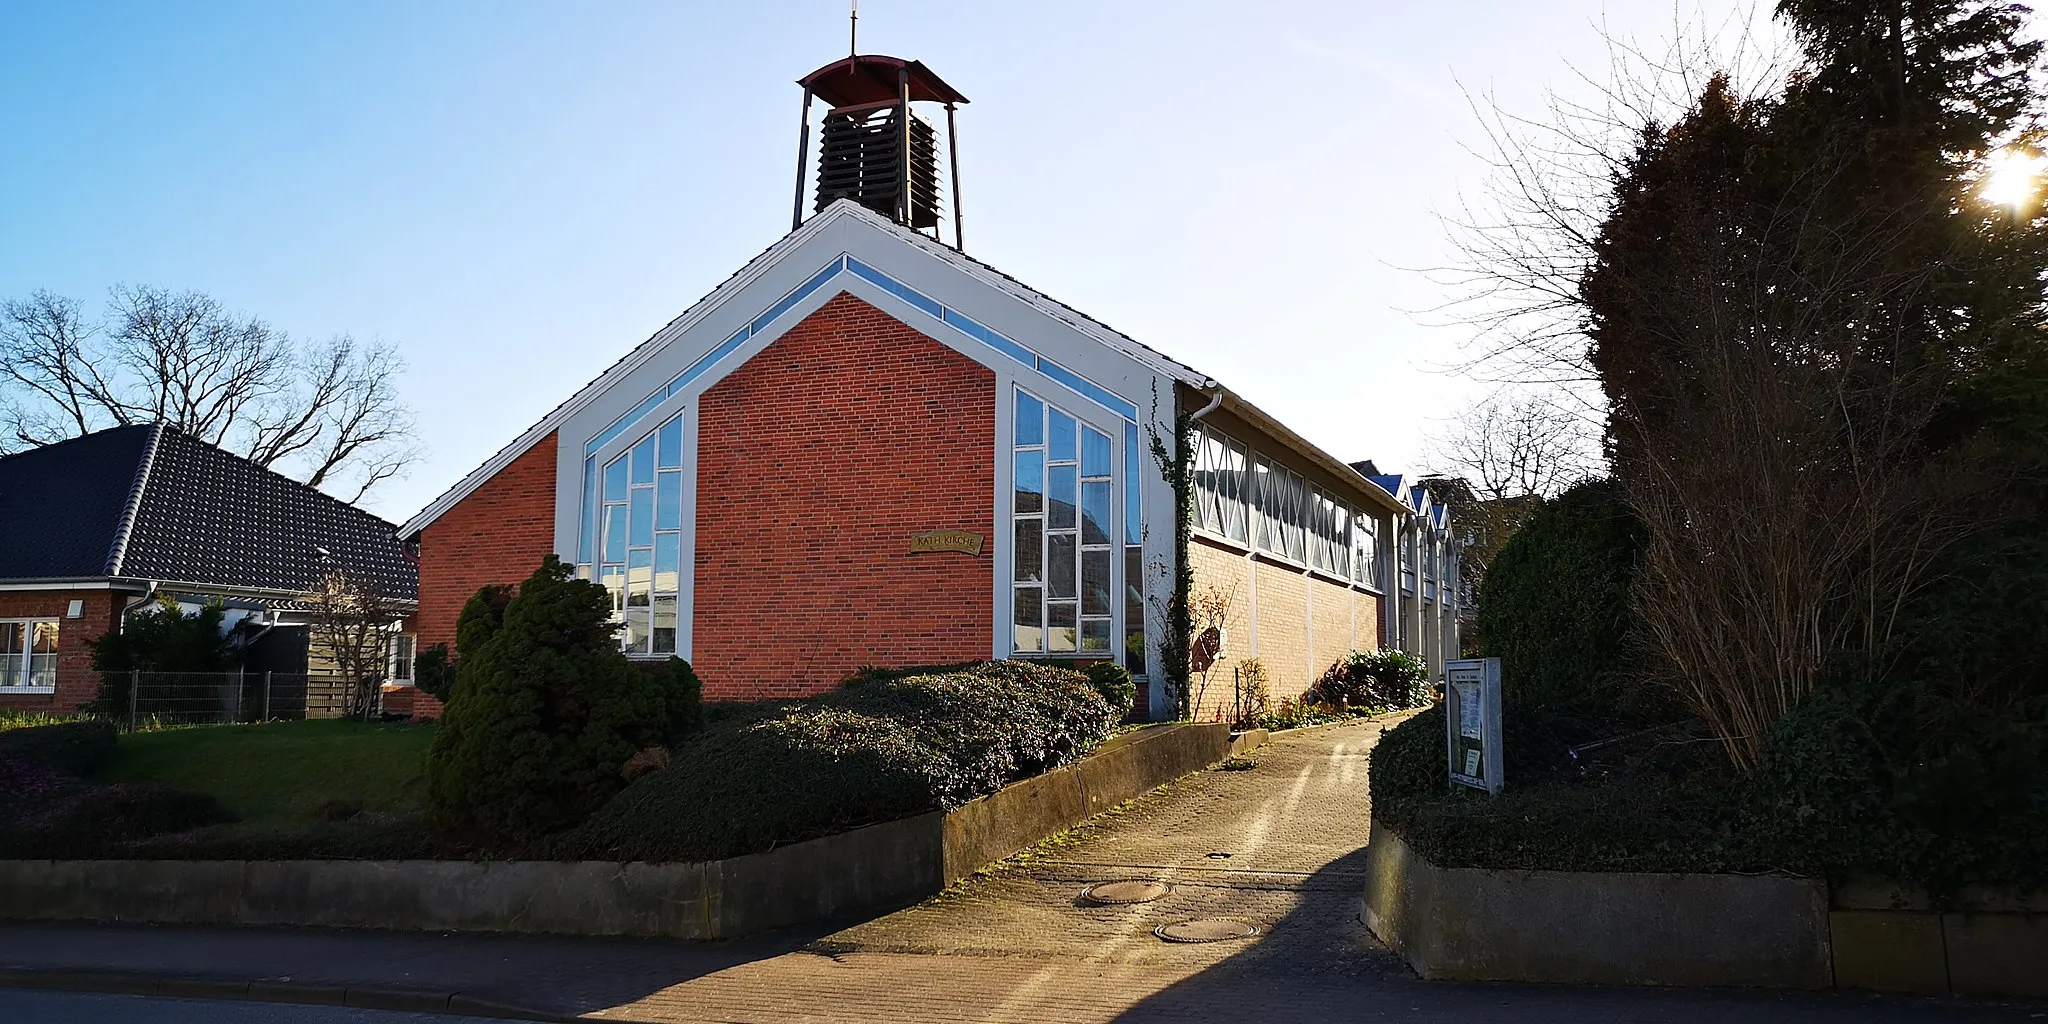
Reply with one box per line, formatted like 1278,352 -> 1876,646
798,55 -> 969,109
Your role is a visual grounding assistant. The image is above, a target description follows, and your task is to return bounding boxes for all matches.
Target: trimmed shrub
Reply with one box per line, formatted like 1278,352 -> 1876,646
629,657 -> 704,738
0,720 -> 118,776
0,783 -> 234,858
555,660 -> 1118,863
1475,479 -> 1647,715
413,643 -> 455,701
1085,662 -> 1137,719
424,558 -> 679,847
1311,649 -> 1428,711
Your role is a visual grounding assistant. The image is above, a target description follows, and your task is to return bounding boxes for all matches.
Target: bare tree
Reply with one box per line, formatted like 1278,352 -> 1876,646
1423,5 -> 1795,408
0,286 -> 418,501
1427,392 -> 1597,503
303,570 -> 409,720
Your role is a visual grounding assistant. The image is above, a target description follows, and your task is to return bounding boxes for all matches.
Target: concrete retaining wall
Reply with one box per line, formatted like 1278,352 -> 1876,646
1828,878 -> 2048,998
1363,823 -> 1833,988
0,722 -> 1237,939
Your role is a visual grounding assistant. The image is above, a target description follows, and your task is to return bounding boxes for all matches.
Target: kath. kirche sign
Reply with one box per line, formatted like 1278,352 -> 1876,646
908,529 -> 984,555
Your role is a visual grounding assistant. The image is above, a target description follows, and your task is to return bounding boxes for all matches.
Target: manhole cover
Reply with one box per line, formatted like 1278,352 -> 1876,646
1080,880 -> 1171,905
1155,918 -> 1259,943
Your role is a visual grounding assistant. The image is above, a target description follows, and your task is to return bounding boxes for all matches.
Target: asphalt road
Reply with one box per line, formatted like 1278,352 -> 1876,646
0,989 -> 509,1024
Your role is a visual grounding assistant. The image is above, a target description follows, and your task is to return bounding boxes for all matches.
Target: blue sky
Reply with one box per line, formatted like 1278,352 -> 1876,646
3,1 -> 1768,520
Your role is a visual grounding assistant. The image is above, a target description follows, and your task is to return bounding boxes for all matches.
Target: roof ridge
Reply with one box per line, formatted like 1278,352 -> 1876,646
104,421 -> 165,576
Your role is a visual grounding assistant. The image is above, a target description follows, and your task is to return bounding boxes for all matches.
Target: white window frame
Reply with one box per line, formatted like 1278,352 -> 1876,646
386,632 -> 416,687
1011,385 -> 1119,658
0,618 -> 59,694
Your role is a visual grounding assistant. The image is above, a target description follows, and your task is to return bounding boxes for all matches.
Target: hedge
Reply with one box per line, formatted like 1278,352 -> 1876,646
1368,699 -> 2048,894
553,660 -> 1118,862
1474,479 -> 1648,715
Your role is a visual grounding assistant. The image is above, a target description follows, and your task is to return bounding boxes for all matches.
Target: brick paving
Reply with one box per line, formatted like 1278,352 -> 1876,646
591,718 -> 2043,1023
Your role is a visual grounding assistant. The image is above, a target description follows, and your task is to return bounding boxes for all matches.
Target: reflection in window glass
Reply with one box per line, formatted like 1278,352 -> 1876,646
657,471 -> 682,530
1082,429 -> 1111,477
1047,601 -> 1077,653
1048,534 -> 1077,599
1048,409 -> 1076,463
1014,585 -> 1044,651
1015,450 -> 1043,514
1015,390 -> 1044,447
1011,387 -> 1127,668
630,434 -> 656,485
658,416 -> 683,468
1013,519 -> 1042,583
1080,481 -> 1111,546
590,411 -> 687,656
1048,465 -> 1078,530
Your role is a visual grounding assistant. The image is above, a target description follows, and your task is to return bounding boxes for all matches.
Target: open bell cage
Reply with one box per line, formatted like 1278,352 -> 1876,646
794,55 -> 969,250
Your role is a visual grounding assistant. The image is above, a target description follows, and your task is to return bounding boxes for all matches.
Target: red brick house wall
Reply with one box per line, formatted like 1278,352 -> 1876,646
414,432 -> 559,655
0,590 -> 125,713
694,291 -> 995,699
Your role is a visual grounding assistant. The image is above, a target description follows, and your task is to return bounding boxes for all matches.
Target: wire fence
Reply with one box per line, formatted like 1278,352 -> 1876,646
103,671 -> 377,730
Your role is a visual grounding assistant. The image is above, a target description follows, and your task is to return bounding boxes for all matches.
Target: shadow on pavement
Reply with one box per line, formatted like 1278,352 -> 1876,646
1105,835 -> 2048,1024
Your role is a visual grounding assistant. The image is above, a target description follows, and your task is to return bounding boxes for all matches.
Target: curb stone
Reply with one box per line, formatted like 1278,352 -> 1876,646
0,967 -> 619,1022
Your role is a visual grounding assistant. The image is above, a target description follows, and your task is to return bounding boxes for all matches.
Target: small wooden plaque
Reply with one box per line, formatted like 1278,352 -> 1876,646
909,529 -> 984,555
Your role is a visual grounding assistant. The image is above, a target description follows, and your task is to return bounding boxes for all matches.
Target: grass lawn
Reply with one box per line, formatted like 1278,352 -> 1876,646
96,719 -> 436,826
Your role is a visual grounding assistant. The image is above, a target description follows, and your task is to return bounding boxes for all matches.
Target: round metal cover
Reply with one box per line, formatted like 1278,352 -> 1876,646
1154,918 -> 1260,944
1081,880 -> 1171,905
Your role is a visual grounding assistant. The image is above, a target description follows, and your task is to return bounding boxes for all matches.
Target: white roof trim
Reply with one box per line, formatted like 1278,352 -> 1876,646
399,201 -> 1224,539
397,205 -> 869,538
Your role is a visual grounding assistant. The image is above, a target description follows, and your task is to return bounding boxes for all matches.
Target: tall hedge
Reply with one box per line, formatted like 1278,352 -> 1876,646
1474,479 -> 1645,714
424,558 -> 683,847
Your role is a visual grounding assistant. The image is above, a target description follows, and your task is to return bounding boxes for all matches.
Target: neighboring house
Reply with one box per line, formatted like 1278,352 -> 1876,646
399,51 -> 1459,720
0,424 -> 419,714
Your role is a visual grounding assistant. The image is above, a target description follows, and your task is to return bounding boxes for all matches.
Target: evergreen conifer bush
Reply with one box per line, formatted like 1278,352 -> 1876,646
424,559 -> 682,847
1475,479 -> 1646,715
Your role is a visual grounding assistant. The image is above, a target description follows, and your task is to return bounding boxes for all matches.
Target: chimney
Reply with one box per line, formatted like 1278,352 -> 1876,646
792,55 -> 969,249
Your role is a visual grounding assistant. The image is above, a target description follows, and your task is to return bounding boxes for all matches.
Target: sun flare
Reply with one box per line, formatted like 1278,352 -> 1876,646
1980,148 -> 2045,210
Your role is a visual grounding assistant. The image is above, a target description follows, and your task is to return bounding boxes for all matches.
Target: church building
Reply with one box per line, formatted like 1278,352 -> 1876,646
398,54 -> 1460,720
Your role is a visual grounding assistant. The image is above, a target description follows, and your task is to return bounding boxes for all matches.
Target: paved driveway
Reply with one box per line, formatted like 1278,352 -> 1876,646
592,718 -> 2038,1023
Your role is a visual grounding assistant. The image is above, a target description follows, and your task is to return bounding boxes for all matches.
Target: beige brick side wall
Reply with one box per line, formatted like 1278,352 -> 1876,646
1187,538 -> 1252,723
1308,574 -> 1356,687
1185,534 -> 1392,723
1252,561 -> 1310,702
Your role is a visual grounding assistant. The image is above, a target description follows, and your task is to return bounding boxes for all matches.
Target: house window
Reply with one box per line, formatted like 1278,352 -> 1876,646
1399,522 -> 1417,594
1352,511 -> 1381,589
1307,486 -> 1351,579
1014,387 -> 1115,655
0,621 -> 58,691
590,412 -> 685,656
1191,424 -> 1248,543
387,633 -> 416,686
1251,456 -> 1306,563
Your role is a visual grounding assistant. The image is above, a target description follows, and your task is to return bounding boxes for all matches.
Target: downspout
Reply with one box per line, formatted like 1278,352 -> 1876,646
1188,385 -> 1225,422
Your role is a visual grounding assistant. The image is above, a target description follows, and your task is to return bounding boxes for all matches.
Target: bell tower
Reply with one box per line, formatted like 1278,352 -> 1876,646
792,52 -> 969,249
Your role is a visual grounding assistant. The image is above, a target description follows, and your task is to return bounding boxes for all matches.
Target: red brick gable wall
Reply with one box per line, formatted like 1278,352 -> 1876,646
415,431 -> 559,655
0,590 -> 122,712
694,291 -> 995,698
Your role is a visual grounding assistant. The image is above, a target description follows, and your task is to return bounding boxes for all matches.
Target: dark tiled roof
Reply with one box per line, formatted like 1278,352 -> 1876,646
0,424 -> 417,601
0,425 -> 158,580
